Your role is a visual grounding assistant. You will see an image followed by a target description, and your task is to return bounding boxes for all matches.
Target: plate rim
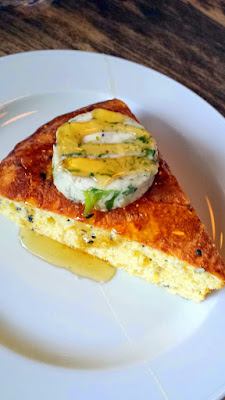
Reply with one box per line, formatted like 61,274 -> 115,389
1,49 -> 225,126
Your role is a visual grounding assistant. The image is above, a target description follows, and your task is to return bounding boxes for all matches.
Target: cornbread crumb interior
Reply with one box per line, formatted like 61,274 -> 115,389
0,196 -> 222,302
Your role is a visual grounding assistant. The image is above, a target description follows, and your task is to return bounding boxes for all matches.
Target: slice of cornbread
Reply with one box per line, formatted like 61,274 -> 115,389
0,99 -> 224,301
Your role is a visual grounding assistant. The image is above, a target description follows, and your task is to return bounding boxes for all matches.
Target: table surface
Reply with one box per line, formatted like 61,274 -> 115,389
1,0 -> 225,117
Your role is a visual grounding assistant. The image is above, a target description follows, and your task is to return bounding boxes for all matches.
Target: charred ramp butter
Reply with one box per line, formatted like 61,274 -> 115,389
53,109 -> 158,214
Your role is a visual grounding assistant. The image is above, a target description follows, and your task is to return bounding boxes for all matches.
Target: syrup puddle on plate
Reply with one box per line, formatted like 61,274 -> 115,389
19,227 -> 116,283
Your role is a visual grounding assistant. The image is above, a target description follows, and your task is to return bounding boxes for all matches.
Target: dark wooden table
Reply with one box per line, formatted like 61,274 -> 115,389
1,0 -> 225,116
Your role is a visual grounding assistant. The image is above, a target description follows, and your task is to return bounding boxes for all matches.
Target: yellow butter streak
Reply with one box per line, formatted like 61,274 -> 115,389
60,156 -> 158,186
55,109 -> 158,187
57,121 -> 150,156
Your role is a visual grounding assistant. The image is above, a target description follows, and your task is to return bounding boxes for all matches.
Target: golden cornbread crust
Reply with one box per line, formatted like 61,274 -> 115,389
0,99 -> 224,283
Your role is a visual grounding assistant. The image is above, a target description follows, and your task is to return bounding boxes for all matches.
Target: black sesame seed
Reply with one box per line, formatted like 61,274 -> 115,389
110,235 -> 113,241
88,240 -> 94,244
81,229 -> 87,233
142,244 -> 145,248
91,235 -> 96,239
16,207 -> 21,211
31,228 -> 35,231
67,219 -> 70,222
49,155 -> 53,160
149,258 -> 152,261
86,214 -> 94,219
40,173 -> 46,180
196,249 -> 202,256
28,215 -> 33,223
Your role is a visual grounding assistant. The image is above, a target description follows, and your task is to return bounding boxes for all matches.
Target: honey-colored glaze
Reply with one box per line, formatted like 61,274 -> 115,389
57,120 -> 148,153
57,108 -> 148,157
20,227 -> 116,283
61,140 -> 155,159
92,108 -> 133,123
0,99 -> 224,281
56,107 -> 157,187
60,156 -> 158,187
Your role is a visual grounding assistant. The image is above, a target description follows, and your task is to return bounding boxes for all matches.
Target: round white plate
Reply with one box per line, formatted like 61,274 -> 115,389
0,51 -> 225,400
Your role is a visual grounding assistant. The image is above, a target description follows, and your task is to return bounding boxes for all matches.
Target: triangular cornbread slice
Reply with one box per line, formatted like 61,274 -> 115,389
0,99 -> 224,301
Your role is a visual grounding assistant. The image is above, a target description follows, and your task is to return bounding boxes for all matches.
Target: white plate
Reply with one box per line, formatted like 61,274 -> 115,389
0,50 -> 225,400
